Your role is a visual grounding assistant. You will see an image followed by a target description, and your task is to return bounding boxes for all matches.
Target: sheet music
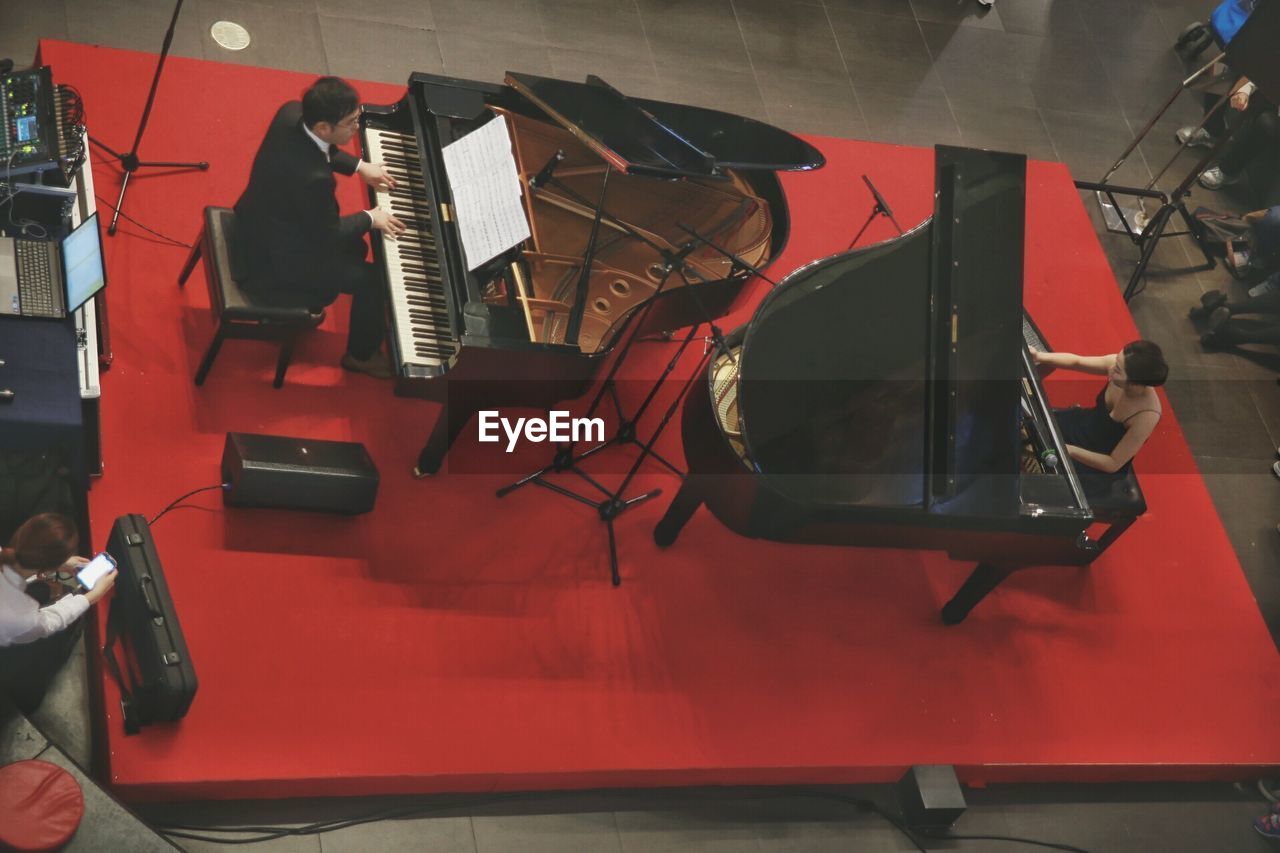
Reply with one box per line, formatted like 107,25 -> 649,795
442,114 -> 530,271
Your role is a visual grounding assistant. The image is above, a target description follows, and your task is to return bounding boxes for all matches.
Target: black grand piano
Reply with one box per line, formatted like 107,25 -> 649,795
653,146 -> 1147,623
359,72 -> 824,475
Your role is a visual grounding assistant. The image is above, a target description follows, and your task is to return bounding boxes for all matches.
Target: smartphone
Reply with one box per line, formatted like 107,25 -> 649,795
76,552 -> 117,590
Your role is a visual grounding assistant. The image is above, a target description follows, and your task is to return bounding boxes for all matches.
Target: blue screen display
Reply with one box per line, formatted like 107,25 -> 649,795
62,214 -> 106,312
16,114 -> 37,143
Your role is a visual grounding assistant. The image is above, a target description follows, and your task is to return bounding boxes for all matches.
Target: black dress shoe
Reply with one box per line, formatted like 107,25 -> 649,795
340,351 -> 393,379
1189,289 -> 1227,320
1200,306 -> 1234,348
1207,305 -> 1231,334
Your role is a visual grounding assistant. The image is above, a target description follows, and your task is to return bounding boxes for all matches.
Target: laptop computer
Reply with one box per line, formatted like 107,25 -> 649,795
0,213 -> 106,319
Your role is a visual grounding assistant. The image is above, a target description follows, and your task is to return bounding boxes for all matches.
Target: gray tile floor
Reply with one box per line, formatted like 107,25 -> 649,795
3,0 -> 1279,849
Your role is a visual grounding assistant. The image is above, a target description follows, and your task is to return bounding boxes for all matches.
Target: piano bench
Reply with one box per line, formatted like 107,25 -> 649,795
942,469 -> 1148,625
1086,467 -> 1147,555
178,206 -> 323,389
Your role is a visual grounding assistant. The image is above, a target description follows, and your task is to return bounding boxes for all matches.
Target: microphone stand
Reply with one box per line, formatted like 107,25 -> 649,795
496,169 -> 719,584
847,174 -> 903,250
675,221 -> 787,364
89,0 -> 209,236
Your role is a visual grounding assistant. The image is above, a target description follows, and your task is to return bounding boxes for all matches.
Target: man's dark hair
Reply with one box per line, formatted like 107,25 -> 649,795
1122,339 -> 1168,387
301,77 -> 359,128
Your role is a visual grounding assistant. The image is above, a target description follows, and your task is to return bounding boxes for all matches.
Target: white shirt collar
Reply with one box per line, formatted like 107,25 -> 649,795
302,121 -> 330,157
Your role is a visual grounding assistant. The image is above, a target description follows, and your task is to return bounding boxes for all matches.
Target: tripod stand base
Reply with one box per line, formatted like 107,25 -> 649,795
599,488 -> 662,586
90,136 -> 210,235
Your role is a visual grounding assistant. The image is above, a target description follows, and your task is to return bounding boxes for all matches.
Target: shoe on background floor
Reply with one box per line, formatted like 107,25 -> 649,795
1175,125 -> 1218,148
1189,289 -> 1227,320
1249,274 -> 1280,298
1273,460 -> 1280,479
340,351 -> 393,380
1198,166 -> 1241,189
1200,307 -> 1233,348
977,0 -> 994,6
1207,305 -> 1231,334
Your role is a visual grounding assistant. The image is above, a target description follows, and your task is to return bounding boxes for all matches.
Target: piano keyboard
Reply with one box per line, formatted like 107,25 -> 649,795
363,128 -> 460,375
1022,312 -> 1050,354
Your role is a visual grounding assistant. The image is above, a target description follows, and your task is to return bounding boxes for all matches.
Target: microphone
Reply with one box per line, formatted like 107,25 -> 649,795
862,174 -> 903,234
529,149 -> 565,190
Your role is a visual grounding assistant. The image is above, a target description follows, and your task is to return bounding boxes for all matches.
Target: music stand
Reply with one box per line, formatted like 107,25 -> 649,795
89,0 -> 208,235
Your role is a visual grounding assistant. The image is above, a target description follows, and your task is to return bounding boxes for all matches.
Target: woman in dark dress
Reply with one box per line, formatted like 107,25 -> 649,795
1029,340 -> 1168,496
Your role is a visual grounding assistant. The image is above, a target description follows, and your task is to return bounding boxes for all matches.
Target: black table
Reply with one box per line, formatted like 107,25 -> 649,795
0,315 -> 89,543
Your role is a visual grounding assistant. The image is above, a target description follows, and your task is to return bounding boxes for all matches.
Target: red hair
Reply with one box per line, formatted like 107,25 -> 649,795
7,513 -> 79,571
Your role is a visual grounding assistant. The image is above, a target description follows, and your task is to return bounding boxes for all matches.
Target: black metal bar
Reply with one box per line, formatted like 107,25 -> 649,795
1123,203 -> 1178,301
1097,50 -> 1225,185
1072,180 -> 1168,201
565,164 -> 611,346
677,222 -> 780,289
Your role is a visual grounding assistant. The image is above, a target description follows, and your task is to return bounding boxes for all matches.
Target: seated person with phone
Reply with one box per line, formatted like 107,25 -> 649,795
0,513 -> 117,714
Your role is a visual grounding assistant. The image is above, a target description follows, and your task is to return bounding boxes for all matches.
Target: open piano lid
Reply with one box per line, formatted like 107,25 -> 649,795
737,146 -> 1028,518
505,71 -> 824,179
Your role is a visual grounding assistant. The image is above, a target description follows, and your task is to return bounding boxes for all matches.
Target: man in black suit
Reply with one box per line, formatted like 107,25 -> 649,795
234,77 -> 405,378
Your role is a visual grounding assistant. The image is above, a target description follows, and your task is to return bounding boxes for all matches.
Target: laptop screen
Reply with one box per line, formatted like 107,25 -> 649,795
61,213 -> 105,313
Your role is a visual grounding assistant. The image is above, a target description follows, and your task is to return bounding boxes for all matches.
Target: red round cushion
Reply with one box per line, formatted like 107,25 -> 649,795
0,760 -> 85,852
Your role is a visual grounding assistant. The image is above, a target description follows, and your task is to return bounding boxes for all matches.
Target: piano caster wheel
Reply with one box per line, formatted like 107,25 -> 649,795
412,464 -> 437,479
940,601 -> 970,626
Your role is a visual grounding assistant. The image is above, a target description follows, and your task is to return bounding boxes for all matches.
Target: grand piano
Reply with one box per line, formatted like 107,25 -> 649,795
359,72 -> 824,475
652,146 -> 1146,623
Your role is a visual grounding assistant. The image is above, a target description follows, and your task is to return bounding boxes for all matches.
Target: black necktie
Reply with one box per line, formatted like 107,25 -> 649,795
328,144 -> 339,162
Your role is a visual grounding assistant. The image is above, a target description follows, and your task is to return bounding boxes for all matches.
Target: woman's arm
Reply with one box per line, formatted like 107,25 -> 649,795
1065,411 -> 1160,474
1029,347 -> 1115,375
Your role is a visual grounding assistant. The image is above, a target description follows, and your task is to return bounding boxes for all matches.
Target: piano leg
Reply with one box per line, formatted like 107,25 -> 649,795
414,404 -> 473,478
941,562 -> 1013,625
653,480 -> 703,547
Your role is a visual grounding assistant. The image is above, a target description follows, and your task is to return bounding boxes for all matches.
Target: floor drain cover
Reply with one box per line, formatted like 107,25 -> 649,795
210,21 -> 251,51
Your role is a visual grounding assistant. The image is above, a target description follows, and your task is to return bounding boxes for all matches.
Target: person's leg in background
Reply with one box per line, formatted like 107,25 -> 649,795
1201,309 -> 1280,346
1191,284 -> 1280,318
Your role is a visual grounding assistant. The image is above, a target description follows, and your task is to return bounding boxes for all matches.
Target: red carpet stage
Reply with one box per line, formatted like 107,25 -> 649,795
37,39 -> 1280,801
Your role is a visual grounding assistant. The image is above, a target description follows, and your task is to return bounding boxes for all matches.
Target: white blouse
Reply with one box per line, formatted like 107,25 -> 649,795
0,564 -> 89,646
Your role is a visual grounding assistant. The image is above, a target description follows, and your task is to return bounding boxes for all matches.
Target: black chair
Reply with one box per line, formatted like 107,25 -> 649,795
178,206 -> 322,389
1087,465 -> 1147,555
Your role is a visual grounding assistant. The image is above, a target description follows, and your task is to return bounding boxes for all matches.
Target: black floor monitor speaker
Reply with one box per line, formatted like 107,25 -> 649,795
896,764 -> 967,830
221,432 -> 379,514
